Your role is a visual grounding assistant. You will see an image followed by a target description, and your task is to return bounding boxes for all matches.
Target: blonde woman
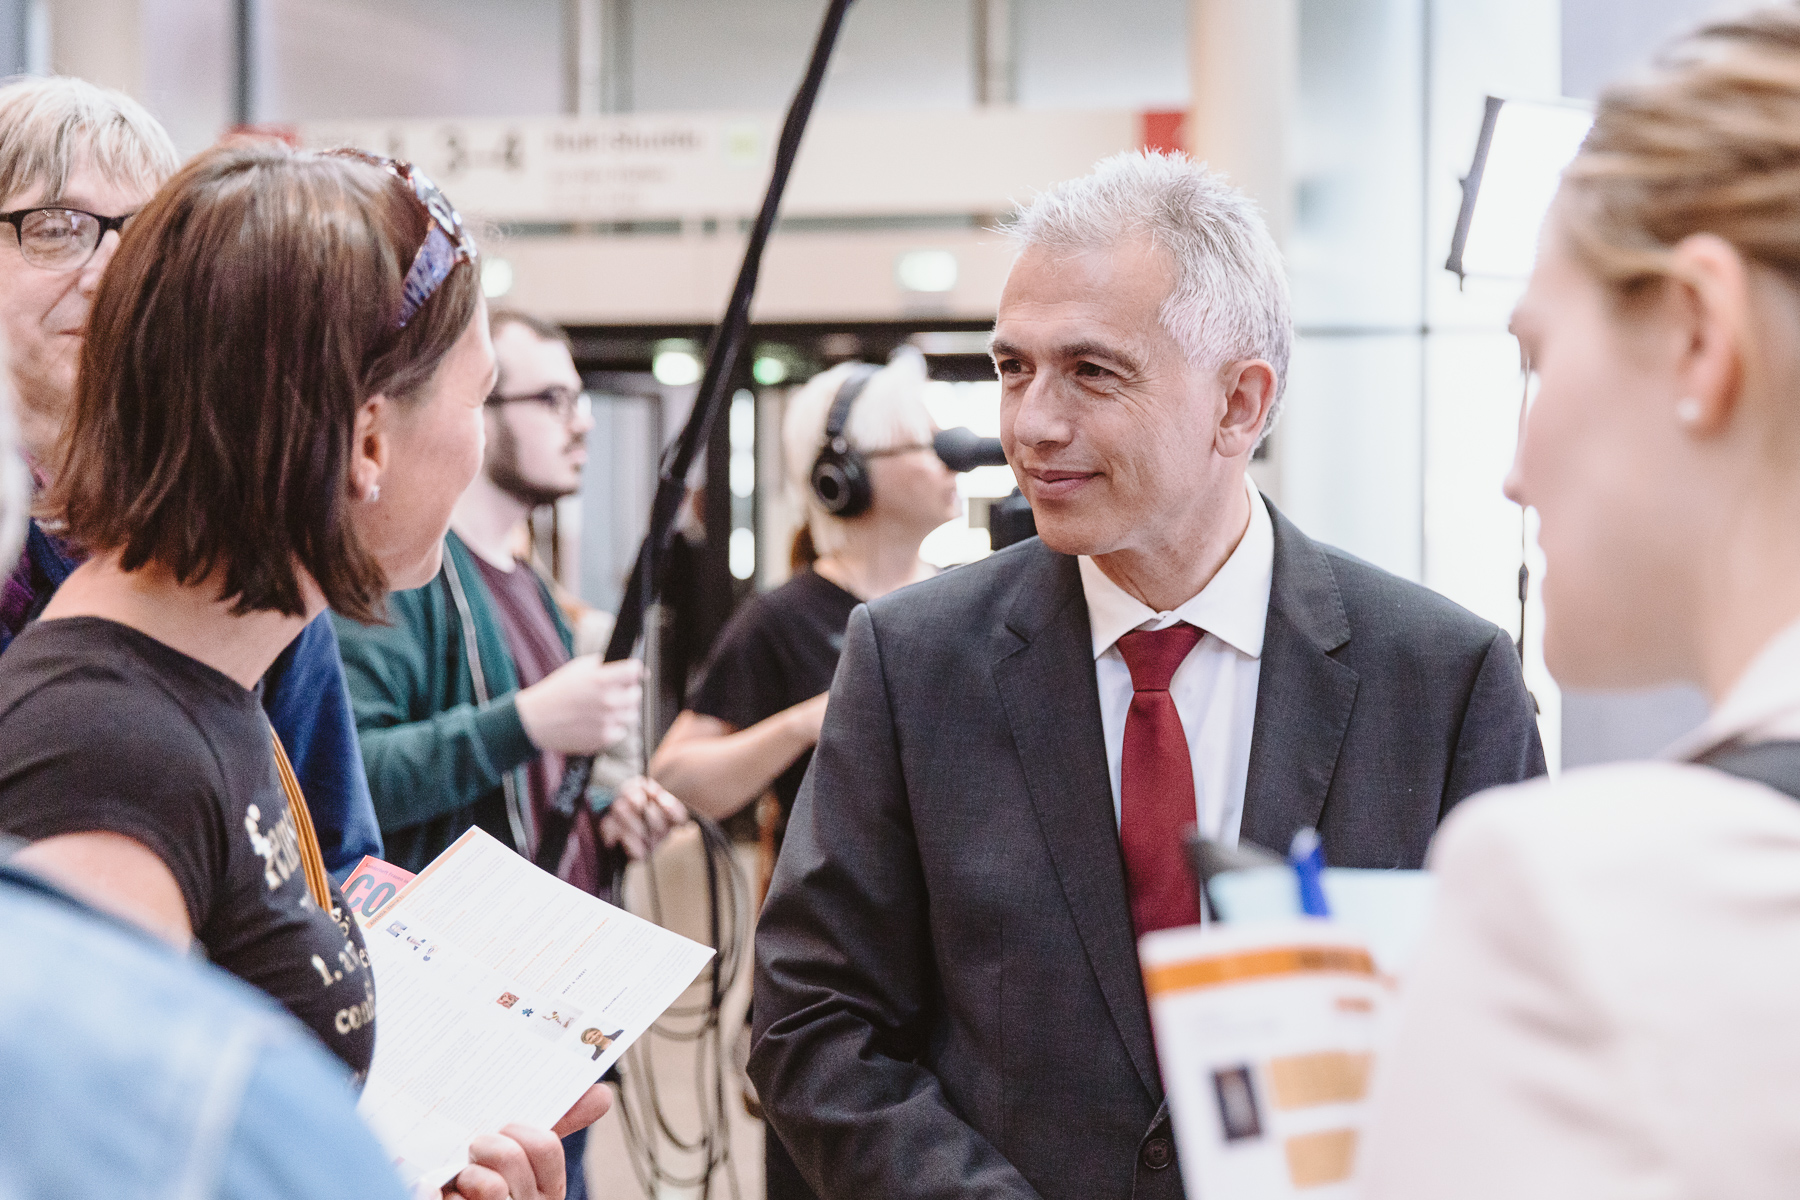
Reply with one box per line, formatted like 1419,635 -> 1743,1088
649,351 -> 957,838
1364,9 -> 1800,1196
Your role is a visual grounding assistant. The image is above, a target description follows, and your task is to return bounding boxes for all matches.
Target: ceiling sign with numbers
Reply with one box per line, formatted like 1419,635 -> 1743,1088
295,109 -> 1150,223
298,115 -> 773,222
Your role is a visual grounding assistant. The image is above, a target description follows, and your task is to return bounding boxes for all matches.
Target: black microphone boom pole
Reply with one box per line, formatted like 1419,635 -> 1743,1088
537,0 -> 858,873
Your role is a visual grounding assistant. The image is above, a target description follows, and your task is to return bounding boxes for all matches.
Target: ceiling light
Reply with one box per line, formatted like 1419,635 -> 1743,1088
481,257 -> 514,299
896,249 -> 958,294
651,340 -> 702,387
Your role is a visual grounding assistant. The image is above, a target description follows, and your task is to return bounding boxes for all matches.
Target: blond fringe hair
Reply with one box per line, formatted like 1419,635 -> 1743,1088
1561,6 -> 1800,291
0,75 -> 178,206
782,349 -> 936,560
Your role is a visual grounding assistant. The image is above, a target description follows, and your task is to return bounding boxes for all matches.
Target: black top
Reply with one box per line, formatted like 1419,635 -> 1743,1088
687,569 -> 860,827
0,618 -> 376,1078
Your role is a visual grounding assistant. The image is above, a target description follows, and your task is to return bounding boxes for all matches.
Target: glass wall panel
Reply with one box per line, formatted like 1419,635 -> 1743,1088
1278,334 -> 1423,583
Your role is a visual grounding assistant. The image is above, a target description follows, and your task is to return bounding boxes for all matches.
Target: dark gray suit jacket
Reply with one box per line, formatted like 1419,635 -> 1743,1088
750,506 -> 1546,1200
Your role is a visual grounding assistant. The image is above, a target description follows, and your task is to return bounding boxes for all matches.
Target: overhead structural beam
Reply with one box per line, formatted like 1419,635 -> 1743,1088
974,0 -> 1015,106
233,0 -> 255,126
567,0 -> 631,115
565,0 -> 601,115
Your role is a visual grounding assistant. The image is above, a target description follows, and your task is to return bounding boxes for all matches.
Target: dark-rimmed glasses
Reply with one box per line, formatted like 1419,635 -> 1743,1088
325,148 -> 476,329
0,206 -> 136,270
487,386 -> 592,424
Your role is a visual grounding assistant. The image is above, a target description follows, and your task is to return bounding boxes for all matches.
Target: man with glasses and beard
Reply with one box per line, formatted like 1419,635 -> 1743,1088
335,309 -> 684,886
336,310 -> 685,1199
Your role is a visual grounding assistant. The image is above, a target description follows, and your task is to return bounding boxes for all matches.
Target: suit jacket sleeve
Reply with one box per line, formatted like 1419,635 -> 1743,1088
331,594 -> 537,835
749,605 -> 1044,1200
1442,630 -> 1548,817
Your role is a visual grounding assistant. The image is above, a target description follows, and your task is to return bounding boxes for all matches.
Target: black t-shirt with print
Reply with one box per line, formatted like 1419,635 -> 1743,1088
687,569 -> 861,826
0,617 -> 375,1078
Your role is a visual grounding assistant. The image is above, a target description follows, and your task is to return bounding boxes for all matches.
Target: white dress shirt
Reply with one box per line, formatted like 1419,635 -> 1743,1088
1079,477 -> 1274,845
1362,616 -> 1800,1200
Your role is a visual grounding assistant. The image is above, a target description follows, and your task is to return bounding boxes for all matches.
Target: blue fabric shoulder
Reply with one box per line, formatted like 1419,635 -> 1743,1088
0,864 -> 408,1198
263,614 -> 383,875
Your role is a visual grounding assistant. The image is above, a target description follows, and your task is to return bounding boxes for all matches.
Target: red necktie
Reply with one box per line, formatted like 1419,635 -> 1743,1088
1115,623 -> 1204,938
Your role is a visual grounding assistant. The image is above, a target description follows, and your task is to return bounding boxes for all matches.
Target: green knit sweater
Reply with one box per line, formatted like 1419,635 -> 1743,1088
332,531 -> 573,874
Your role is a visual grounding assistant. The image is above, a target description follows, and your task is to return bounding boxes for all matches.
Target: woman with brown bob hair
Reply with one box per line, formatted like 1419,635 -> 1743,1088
0,141 -> 603,1200
1363,7 -> 1800,1196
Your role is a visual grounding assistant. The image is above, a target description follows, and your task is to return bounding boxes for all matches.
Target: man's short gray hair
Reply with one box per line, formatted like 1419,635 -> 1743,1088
0,75 -> 178,208
1003,150 -> 1292,428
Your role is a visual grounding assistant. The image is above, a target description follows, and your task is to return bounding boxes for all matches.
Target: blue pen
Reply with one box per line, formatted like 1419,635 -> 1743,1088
1289,827 -> 1332,918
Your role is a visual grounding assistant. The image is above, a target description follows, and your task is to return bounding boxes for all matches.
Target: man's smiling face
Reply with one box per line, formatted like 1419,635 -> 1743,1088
991,235 -> 1233,560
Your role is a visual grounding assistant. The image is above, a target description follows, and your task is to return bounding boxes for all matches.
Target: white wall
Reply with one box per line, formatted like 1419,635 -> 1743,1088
139,0 -> 231,153
1272,0 -> 1564,764
259,0 -> 563,122
632,0 -> 977,112
1015,0 -> 1187,110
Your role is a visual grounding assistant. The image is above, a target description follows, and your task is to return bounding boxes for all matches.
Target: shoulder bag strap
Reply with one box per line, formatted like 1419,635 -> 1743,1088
1697,740 -> 1800,803
268,721 -> 333,911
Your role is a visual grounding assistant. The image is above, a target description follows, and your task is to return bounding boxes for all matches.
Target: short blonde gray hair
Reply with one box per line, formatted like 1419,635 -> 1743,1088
782,349 -> 935,557
1003,150 -> 1292,427
0,75 -> 178,207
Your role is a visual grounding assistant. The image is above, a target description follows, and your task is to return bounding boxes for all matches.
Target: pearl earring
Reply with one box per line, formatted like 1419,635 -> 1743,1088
365,483 -> 381,503
1675,397 -> 1703,424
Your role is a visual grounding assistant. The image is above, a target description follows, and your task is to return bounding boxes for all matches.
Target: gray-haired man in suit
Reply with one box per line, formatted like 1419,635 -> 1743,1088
749,151 -> 1545,1200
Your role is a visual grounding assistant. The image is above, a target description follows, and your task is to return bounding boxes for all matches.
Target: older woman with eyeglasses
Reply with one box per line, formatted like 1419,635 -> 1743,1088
0,141 -> 601,1200
0,75 -> 389,885
1362,8 -> 1800,1197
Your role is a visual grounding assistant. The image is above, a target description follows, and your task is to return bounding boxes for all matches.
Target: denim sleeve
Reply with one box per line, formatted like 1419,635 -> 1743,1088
264,614 -> 384,876
216,1036 -> 411,1200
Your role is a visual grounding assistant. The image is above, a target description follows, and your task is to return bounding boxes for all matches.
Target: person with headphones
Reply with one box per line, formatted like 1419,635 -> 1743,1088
651,350 -> 957,847
648,348 -> 958,1200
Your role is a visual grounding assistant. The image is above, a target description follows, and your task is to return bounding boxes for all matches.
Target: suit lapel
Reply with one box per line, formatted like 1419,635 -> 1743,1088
991,545 -> 1162,1103
1240,504 -> 1360,855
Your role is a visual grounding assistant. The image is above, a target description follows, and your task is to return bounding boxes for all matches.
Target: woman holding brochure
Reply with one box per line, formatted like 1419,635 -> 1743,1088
1364,9 -> 1800,1197
0,142 -> 601,1200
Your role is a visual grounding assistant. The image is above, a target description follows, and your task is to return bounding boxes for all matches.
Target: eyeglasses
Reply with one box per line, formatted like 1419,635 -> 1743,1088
487,386 -> 592,423
0,206 -> 136,270
325,149 -> 476,329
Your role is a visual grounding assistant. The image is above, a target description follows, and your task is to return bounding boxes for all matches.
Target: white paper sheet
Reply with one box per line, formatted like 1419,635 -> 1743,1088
354,827 -> 715,1190
1208,867 -> 1438,976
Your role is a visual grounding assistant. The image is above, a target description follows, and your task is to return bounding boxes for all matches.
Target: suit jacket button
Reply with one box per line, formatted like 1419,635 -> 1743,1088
1140,1136 -> 1173,1171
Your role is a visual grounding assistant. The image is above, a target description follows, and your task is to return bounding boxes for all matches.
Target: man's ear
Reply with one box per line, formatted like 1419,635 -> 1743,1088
1215,359 -> 1278,457
349,394 -> 390,503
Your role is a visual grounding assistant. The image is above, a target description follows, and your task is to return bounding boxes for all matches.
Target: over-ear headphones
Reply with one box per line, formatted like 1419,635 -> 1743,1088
809,364 -> 880,518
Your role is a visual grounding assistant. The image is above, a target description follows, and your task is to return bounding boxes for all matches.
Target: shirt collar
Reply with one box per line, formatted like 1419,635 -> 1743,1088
1078,477 -> 1274,661
1666,614 -> 1800,761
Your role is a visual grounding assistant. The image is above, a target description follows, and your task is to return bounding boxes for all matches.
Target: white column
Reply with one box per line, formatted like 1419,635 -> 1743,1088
1187,0 -> 1298,245
46,0 -> 141,95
